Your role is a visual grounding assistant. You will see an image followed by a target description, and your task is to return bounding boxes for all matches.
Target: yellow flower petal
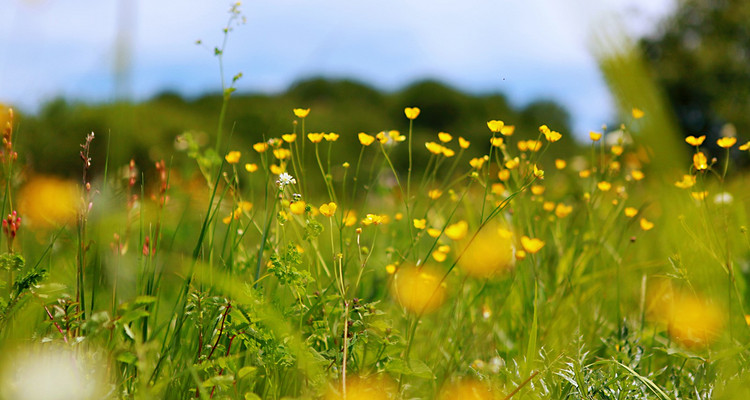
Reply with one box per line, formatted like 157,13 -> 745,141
717,137 -> 737,148
685,135 -> 706,146
404,107 -> 420,120
224,151 -> 241,164
521,236 -> 545,254
487,120 -> 504,133
293,108 -> 310,118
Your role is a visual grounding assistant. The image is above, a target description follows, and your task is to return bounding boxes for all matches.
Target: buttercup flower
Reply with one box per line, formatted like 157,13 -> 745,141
458,137 -> 470,149
319,202 -> 337,217
521,236 -> 545,254
245,163 -> 258,172
632,108 -> 644,119
358,132 -> 375,146
685,135 -> 705,147
589,131 -> 603,142
717,137 -> 737,148
224,151 -> 241,164
693,152 -> 708,171
293,108 -> 310,118
438,132 -> 452,143
307,132 -> 324,143
404,107 -> 420,120
487,120 -> 504,133
253,142 -> 269,153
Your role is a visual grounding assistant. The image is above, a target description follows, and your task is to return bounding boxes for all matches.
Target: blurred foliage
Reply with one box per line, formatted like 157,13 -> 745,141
640,0 -> 750,159
14,78 -> 575,178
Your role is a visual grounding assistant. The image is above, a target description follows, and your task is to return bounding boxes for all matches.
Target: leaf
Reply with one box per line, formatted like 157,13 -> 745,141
244,393 -> 262,400
238,366 -> 257,379
385,359 -> 434,379
116,351 -> 138,365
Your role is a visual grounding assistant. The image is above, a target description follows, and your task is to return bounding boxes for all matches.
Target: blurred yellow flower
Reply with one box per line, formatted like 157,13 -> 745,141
497,169 -> 510,181
18,176 -> 78,228
343,210 -> 357,227
631,170 -> 645,181
325,375 -> 395,400
273,148 -> 291,160
428,189 -> 443,199
385,264 -> 397,274
691,191 -> 708,200
375,131 -> 389,144
458,225 -> 514,278
458,137 -> 470,149
404,107 -> 420,120
432,251 -> 447,262
323,132 -> 339,142
281,133 -> 296,143
388,130 -> 405,142
554,203 -> 573,218
270,164 -> 285,174
413,218 -> 426,230
307,132 -> 324,143
319,202 -> 337,217
425,142 -> 443,155
579,169 -> 591,178
521,235 -> 545,254
253,142 -> 269,152
717,137 -> 737,148
543,201 -> 556,212
597,181 -> 612,192
392,265 -> 446,314
647,283 -> 724,348
358,132 -> 375,146
693,152 -> 708,170
427,228 -> 441,238
685,135 -> 706,146
245,163 -> 258,172
487,120 -> 504,133
491,183 -> 505,195
445,220 -> 468,241
290,201 -> 306,215
533,164 -> 544,178
293,108 -> 310,118
589,131 -> 603,142
224,151 -> 241,164
438,132 -> 452,143
555,159 -> 567,169
490,137 -> 504,147
739,141 -> 750,151
611,145 -> 624,156
631,107 -> 644,119
624,207 -> 638,218
674,174 -> 695,189
442,147 -> 455,157
639,218 -> 654,231
539,125 -> 561,142
470,157 -> 486,169
505,157 -> 519,169
439,379 -> 495,400
530,185 -> 545,195
500,125 -> 515,136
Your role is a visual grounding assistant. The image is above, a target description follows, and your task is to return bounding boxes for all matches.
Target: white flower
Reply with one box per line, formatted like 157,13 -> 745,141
713,192 -> 733,205
276,172 -> 296,189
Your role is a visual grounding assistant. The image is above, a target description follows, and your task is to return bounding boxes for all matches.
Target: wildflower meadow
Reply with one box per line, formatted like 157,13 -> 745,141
1,4 -> 750,400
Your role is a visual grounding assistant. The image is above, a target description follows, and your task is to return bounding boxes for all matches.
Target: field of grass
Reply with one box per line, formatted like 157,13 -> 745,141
1,8 -> 750,400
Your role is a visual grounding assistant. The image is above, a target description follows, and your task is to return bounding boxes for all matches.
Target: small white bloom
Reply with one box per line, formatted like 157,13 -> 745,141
713,192 -> 733,205
276,172 -> 296,189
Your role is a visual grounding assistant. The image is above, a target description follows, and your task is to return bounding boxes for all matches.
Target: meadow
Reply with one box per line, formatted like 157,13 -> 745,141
1,7 -> 750,400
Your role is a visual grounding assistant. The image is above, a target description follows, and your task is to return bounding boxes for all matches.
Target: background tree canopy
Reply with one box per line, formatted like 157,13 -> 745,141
640,0 -> 750,151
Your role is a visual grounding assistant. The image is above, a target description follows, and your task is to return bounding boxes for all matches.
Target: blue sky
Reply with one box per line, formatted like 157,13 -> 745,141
1,0 -> 674,133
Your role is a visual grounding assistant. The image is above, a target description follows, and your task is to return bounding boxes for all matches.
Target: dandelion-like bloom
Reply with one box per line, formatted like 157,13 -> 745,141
632,107 -> 644,119
293,108 -> 310,118
501,125 -> 515,136
693,152 -> 708,171
487,120 -> 504,133
597,181 -> 612,191
589,131 -> 603,141
358,132 -> 375,146
469,157 -> 486,169
392,265 -> 446,314
717,137 -> 737,148
685,135 -> 705,147
224,150 -> 241,164
458,225 -> 514,278
18,176 -> 78,228
404,107 -> 420,120
319,202 -> 337,217
276,172 -> 296,189
631,170 -> 645,181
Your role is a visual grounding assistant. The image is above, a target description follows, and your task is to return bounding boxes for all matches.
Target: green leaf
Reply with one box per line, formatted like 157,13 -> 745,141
385,359 -> 434,379
116,351 -> 138,365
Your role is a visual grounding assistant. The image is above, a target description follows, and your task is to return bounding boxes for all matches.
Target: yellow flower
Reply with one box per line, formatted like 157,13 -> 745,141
555,203 -> 573,218
458,137 -> 470,149
290,201 -> 306,215
533,164 -> 544,178
739,141 -> 750,151
253,142 -> 269,153
293,108 -> 310,118
392,265 -> 445,314
693,152 -> 708,171
611,145 -> 624,156
427,228 -> 441,238
526,140 -> 543,152
490,137 -> 504,147
358,132 -> 375,146
425,142 -> 443,155
458,225 -> 514,278
500,125 -> 515,136
362,214 -> 386,226
413,218 -> 426,230
428,189 -> 443,199
555,159 -> 567,169
343,210 -> 357,227
597,181 -> 612,191
224,150 -> 241,164
521,235 -> 545,254
432,251 -> 447,262
491,183 -> 505,195
404,107 -> 420,120
504,157 -> 519,169
530,185 -> 545,195
438,132 -> 452,143
691,191 -> 708,200
441,147 -> 455,157
497,169 -> 510,181
624,207 -> 638,218
517,141 -> 528,152
717,137 -> 737,148
385,264 -> 397,275
540,125 -> 561,142
631,170 -> 645,181
319,202 -> 337,217
579,169 -> 591,178
273,148 -> 291,160
245,163 -> 258,172
470,157 -> 486,169
487,120 -> 504,133
281,133 -> 296,143
270,164 -> 285,174
375,131 -> 389,144
639,218 -> 654,231
307,132 -> 324,143
515,250 -> 527,261
18,176 -> 78,228
439,380 -> 495,400
394,212 -> 403,221
674,175 -> 696,189
631,108 -> 644,119
543,201 -> 556,212
589,131 -> 602,142
685,135 -> 706,146
323,132 -> 339,142
445,220 -> 468,241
